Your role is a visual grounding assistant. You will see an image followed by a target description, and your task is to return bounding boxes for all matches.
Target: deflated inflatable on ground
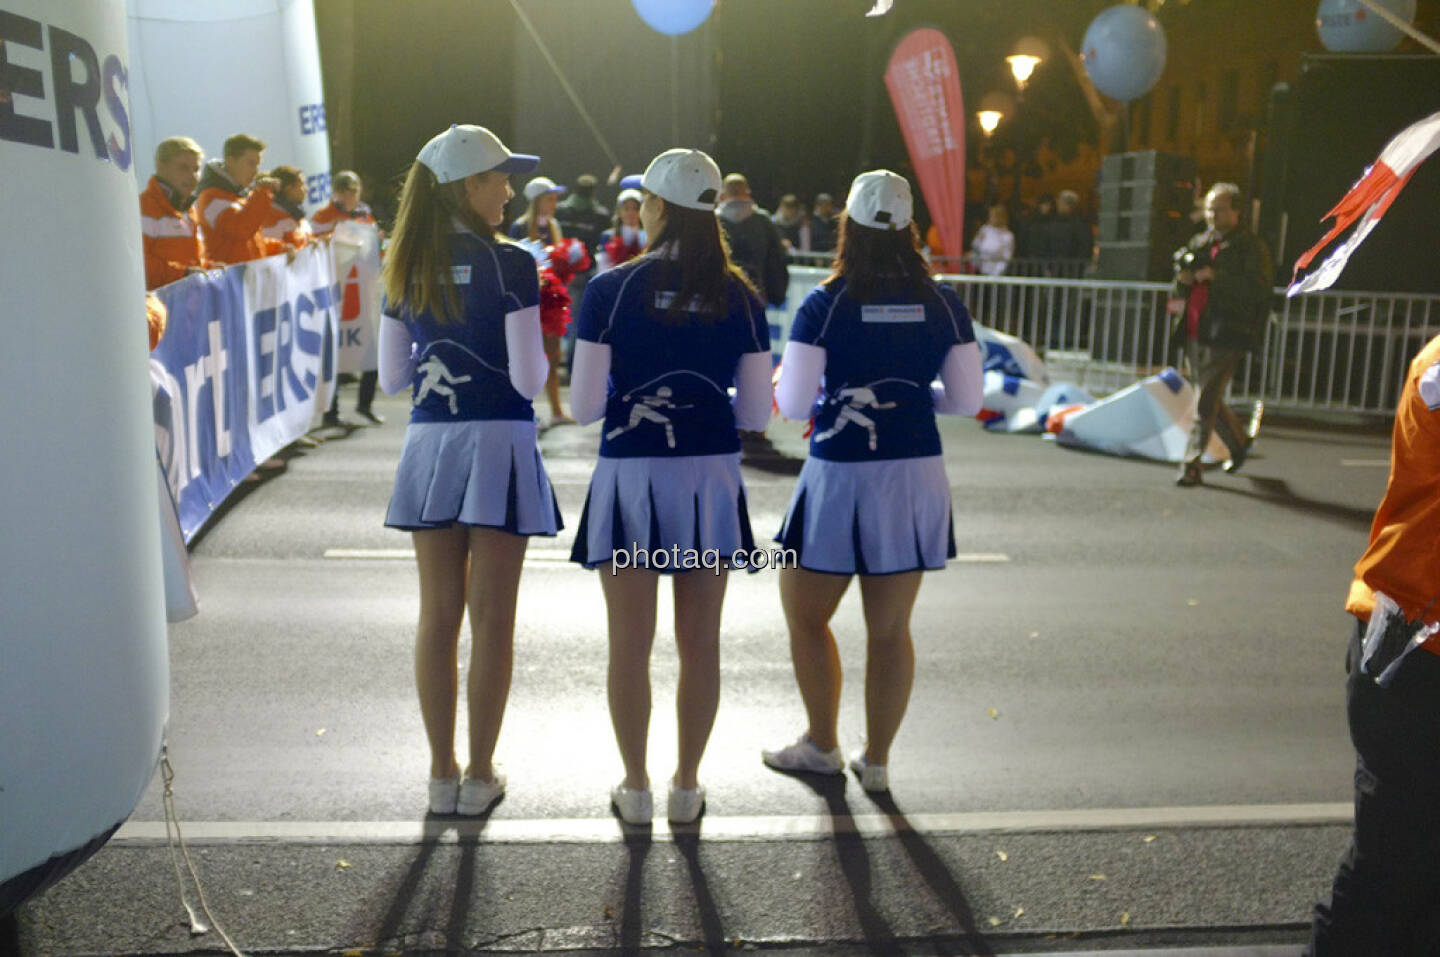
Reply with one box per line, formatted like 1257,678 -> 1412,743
1055,368 -> 1228,462
1,1 -> 170,916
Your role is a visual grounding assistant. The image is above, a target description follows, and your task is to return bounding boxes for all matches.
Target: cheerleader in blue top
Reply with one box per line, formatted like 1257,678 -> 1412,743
569,149 -> 773,825
377,125 -> 561,817
761,170 -> 984,794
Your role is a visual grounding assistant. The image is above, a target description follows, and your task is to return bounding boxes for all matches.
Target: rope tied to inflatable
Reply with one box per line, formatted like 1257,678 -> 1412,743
161,745 -> 249,956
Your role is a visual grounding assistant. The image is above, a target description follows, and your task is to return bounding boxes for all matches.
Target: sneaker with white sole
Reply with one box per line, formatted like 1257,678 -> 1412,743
849,752 -> 889,793
762,734 -> 844,775
611,783 -> 653,825
428,776 -> 459,815
667,782 -> 705,824
456,772 -> 505,815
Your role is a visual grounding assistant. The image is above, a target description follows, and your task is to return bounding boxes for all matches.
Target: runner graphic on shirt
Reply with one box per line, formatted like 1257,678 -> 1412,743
414,355 -> 473,415
813,381 -> 909,451
606,385 -> 694,449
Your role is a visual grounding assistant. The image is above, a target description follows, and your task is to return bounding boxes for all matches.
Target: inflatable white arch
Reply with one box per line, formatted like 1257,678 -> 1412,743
0,1 -> 170,914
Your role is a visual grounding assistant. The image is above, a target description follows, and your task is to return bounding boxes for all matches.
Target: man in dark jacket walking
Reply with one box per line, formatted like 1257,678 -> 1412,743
1169,182 -> 1273,487
717,173 -> 789,306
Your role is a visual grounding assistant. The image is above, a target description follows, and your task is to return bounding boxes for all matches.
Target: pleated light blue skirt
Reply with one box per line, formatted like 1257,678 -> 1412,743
385,420 -> 562,535
569,453 -> 755,571
776,455 -> 955,575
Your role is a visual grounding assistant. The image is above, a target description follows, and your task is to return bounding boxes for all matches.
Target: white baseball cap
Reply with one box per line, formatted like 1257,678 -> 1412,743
416,124 -> 539,184
616,188 -> 643,206
846,169 -> 913,230
523,176 -> 566,201
640,148 -> 722,211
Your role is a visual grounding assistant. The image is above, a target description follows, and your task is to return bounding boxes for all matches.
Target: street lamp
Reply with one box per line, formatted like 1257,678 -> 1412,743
977,110 -> 1003,136
1005,36 -> 1048,92
977,91 -> 1012,206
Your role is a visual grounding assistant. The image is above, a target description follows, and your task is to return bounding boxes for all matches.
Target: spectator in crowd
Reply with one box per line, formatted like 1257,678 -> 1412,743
717,173 -> 789,306
1016,192 -> 1055,261
140,136 -> 217,290
809,192 -> 838,253
772,194 -> 810,251
596,188 -> 645,272
555,173 -> 610,260
314,171 -> 385,427
1048,190 -> 1094,272
509,176 -> 565,243
146,292 -> 168,351
259,165 -> 312,252
197,133 -> 279,265
1168,182 -> 1273,487
1307,332 -> 1440,956
763,169 -> 983,794
377,123 -> 558,817
568,148 -> 772,825
970,204 -> 1015,276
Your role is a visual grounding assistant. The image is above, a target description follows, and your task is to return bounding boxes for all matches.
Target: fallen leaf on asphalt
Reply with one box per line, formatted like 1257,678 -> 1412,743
316,728 -> 327,737
1028,631 -> 1040,639
336,859 -> 351,870
1089,873 -> 1107,881
343,951 -> 364,956
987,709 -> 1000,720
995,849 -> 1008,862
1013,907 -> 1025,918
987,917 -> 1002,927
603,905 -> 613,919
1143,835 -> 1156,843
1121,912 -> 1131,926
1186,599 -> 1199,607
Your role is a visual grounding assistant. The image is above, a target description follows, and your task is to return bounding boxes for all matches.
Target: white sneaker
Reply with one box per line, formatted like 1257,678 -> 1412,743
428,776 -> 459,815
667,781 -> 706,824
611,783 -> 653,825
762,734 -> 845,775
849,751 -> 889,793
456,772 -> 505,815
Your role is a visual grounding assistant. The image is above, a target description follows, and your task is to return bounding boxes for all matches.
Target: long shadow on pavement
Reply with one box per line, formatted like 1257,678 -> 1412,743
1207,475 -> 1375,530
674,830 -> 727,953
372,834 -> 439,949
615,831 -> 652,955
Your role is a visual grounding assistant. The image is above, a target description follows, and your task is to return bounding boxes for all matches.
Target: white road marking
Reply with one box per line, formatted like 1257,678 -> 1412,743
111,802 -> 1349,846
1339,459 -> 1389,467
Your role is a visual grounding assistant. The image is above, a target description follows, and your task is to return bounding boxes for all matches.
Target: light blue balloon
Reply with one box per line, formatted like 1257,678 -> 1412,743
1081,5 -> 1168,102
1316,0 -> 1416,52
631,0 -> 715,36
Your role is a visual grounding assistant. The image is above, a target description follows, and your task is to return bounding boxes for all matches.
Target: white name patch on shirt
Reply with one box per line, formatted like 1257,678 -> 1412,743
861,304 -> 925,323
452,265 -> 472,284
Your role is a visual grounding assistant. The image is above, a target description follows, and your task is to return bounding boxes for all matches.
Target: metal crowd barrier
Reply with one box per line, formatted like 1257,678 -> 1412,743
774,265 -> 1440,416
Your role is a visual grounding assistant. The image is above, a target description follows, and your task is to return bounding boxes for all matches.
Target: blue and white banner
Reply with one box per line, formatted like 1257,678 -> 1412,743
151,245 -> 339,540
330,221 -> 383,374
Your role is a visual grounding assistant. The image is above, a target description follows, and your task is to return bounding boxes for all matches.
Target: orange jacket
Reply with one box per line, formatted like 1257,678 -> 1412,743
259,196 -> 312,251
196,161 -> 275,264
310,200 -> 375,237
140,175 -> 209,289
1347,333 -> 1440,628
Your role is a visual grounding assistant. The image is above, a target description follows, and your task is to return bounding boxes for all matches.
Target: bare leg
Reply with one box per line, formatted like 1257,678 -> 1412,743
543,333 -> 565,419
856,571 -> 923,766
778,567 -> 852,751
601,567 -> 660,789
672,569 -> 728,790
412,527 -> 470,779
462,526 -> 528,782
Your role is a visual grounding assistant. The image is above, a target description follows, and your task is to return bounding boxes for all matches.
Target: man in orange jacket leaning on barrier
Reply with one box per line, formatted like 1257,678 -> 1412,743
196,133 -> 280,265
140,136 -> 219,290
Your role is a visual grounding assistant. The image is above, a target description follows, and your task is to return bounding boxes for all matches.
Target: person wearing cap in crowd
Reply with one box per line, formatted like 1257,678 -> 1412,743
762,170 -> 983,794
596,186 -> 646,272
314,171 -> 385,426
555,173 -> 610,260
509,176 -> 565,243
809,192 -> 838,254
1306,332 -> 1440,956
377,124 -> 559,818
259,165 -> 313,253
140,136 -> 220,290
196,133 -> 280,265
510,176 -> 582,425
568,148 -> 773,826
716,172 -> 789,306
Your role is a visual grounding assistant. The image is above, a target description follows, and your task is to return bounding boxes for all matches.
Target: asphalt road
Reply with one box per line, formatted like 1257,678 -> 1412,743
12,384 -> 1393,955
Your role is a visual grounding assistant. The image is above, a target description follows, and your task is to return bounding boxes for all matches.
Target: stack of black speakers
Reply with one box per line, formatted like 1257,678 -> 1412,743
1096,150 -> 1198,282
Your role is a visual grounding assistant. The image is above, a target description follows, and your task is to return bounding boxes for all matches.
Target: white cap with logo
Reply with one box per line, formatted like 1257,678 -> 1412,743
416,124 -> 540,184
640,148 -> 722,211
616,188 -> 643,206
846,169 -> 913,231
523,176 -> 566,201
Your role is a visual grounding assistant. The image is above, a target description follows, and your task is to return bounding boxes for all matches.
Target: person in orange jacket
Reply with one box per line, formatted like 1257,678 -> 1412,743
196,133 -> 279,264
310,170 -> 377,237
259,165 -> 313,252
140,136 -> 218,289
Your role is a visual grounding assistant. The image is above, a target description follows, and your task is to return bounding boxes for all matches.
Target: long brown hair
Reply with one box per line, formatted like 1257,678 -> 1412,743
640,200 -> 757,320
515,194 -> 562,243
381,163 -> 495,324
825,212 -> 932,304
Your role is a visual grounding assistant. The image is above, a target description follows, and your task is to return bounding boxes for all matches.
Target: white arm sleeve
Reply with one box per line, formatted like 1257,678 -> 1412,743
732,351 -> 775,432
775,341 -> 827,420
377,316 -> 416,395
504,304 -> 549,399
568,339 -> 612,425
931,341 -> 984,415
